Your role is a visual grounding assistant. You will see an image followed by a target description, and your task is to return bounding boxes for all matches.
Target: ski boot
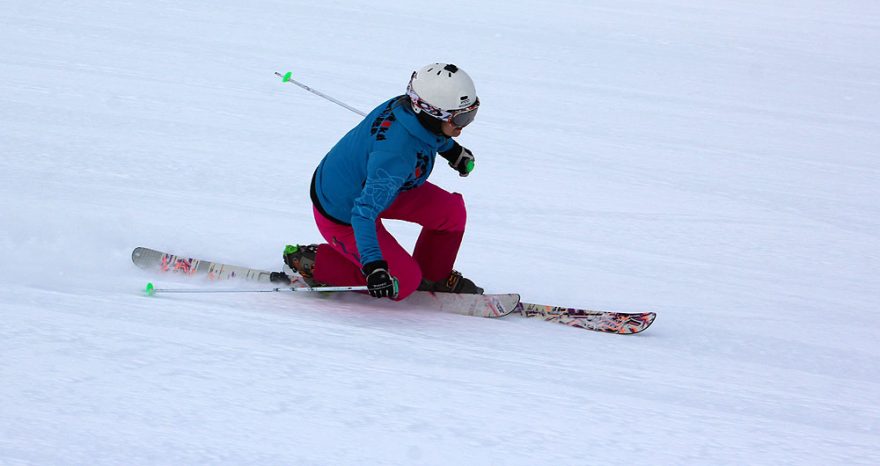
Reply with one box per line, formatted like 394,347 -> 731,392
282,244 -> 324,287
269,271 -> 293,284
418,270 -> 484,294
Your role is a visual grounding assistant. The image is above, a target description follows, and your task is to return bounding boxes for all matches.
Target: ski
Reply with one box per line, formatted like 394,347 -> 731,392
131,247 -> 518,318
131,247 -> 655,334
515,302 -> 656,335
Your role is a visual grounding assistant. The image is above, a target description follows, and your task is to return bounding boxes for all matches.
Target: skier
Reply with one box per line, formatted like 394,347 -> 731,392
283,63 -> 483,300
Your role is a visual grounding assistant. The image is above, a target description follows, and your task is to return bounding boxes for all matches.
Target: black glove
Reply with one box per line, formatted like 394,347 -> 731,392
440,142 -> 475,177
362,260 -> 399,299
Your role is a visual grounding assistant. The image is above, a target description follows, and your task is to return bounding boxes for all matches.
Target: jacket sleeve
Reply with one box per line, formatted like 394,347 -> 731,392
437,138 -> 455,154
350,150 -> 412,267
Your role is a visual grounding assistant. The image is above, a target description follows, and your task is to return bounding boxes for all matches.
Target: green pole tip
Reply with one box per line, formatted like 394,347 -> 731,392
282,72 -> 292,83
145,282 -> 155,296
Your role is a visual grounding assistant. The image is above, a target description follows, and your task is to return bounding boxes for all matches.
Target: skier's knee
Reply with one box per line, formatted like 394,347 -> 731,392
446,192 -> 467,231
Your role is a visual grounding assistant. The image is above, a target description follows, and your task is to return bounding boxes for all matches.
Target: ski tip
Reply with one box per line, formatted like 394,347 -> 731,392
620,312 -> 657,335
145,282 -> 156,296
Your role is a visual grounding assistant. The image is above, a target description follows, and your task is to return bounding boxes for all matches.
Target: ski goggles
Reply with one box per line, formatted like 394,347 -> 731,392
406,86 -> 480,128
448,100 -> 480,128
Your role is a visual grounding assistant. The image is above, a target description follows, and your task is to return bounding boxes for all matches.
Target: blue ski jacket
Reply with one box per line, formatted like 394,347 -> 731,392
311,96 -> 456,267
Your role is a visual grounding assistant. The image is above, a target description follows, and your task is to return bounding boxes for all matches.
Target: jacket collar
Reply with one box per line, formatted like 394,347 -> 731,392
392,97 -> 449,148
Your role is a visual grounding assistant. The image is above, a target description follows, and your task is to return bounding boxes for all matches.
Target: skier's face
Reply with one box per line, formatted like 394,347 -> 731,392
441,120 -> 463,137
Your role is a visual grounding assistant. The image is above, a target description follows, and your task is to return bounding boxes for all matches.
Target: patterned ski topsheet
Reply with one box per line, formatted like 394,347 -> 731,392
131,247 -> 279,283
131,247 -> 518,318
516,303 -> 656,335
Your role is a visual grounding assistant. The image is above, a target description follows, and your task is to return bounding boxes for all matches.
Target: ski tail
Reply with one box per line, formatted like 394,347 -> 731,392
131,246 -> 288,283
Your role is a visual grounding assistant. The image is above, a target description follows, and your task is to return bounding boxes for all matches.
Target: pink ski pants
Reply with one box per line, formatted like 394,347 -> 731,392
311,181 -> 466,300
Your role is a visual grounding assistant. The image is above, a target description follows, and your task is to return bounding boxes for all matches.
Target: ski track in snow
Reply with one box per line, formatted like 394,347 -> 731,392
2,0 -> 879,464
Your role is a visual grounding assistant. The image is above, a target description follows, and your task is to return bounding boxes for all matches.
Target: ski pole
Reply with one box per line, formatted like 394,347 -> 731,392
143,282 -> 368,296
275,71 -> 366,117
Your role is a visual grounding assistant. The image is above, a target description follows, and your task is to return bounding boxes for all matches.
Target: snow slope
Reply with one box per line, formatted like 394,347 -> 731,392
1,0 -> 879,464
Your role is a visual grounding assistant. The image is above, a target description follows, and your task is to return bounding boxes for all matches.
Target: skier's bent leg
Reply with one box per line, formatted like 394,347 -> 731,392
311,206 -> 422,300
383,182 -> 467,282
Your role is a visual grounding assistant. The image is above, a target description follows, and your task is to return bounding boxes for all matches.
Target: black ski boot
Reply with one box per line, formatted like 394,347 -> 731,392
418,270 -> 484,294
282,244 -> 323,287
269,271 -> 293,284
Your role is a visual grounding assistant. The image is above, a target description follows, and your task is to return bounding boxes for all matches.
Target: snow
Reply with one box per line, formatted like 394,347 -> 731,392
2,0 -> 879,464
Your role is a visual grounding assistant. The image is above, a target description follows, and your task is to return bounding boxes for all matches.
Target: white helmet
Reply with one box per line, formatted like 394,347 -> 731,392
406,63 -> 480,127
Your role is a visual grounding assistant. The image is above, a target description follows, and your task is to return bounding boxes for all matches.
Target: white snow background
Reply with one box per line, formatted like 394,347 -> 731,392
1,0 -> 879,464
